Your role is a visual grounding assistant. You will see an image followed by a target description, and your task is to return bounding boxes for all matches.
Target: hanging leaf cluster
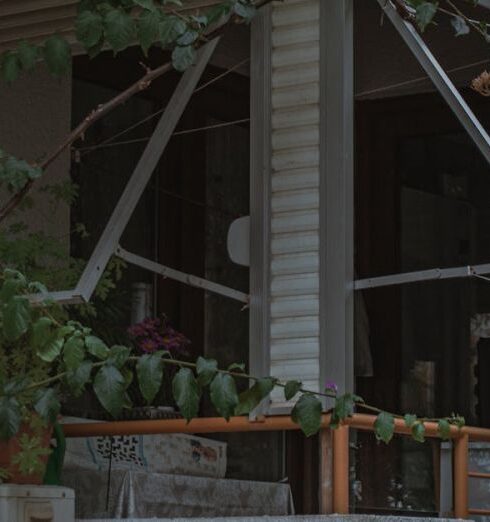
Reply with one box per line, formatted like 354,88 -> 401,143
0,0 -> 257,82
404,1 -> 439,32
0,149 -> 42,193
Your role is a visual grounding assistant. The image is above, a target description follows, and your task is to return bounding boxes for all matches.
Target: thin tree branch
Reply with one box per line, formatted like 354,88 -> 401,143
0,0 -> 275,225
0,62 -> 173,224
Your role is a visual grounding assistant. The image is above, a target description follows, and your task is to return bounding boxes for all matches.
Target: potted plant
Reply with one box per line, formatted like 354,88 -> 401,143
0,268 -> 281,484
0,268 -> 144,484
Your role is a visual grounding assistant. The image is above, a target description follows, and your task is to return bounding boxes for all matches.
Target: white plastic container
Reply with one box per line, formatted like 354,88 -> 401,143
0,484 -> 74,522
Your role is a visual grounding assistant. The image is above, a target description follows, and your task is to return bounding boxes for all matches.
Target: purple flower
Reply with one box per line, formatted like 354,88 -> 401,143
128,315 -> 190,356
325,381 -> 338,395
140,339 -> 158,353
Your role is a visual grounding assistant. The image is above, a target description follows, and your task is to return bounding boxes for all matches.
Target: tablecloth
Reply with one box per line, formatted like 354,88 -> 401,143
62,468 -> 294,519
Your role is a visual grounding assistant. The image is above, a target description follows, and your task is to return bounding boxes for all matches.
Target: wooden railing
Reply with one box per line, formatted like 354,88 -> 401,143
63,412 -> 490,518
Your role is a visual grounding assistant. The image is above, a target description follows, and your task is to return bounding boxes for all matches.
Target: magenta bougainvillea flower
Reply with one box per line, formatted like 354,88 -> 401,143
128,316 -> 190,355
325,381 -> 338,395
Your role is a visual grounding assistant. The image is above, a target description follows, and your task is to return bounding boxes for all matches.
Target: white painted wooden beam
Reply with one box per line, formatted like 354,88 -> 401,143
73,39 -> 219,303
320,0 -> 354,398
355,262 -> 490,290
116,246 -> 249,304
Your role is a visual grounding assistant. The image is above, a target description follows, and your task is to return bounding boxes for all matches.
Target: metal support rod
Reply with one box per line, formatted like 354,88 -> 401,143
355,262 -> 490,290
377,0 -> 490,166
332,425 -> 349,514
468,508 -> 490,515
468,471 -> 490,479
454,434 -> 469,519
116,246 -> 249,304
74,39 -> 219,303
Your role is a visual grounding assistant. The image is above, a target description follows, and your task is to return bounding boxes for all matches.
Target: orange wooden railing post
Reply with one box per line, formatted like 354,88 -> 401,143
333,424 -> 349,514
454,433 -> 469,519
319,428 -> 334,514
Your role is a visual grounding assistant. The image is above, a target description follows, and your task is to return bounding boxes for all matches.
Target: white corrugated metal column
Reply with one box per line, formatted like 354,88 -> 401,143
250,0 -> 354,409
269,0 -> 322,406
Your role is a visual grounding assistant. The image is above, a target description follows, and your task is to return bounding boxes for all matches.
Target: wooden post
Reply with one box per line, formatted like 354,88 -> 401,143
319,428 -> 334,514
454,434 -> 469,519
333,425 -> 349,514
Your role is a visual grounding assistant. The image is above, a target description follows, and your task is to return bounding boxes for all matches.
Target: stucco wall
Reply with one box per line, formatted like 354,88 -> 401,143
0,62 -> 72,242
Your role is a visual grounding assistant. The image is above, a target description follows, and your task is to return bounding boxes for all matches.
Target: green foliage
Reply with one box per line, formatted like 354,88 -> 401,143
93,364 -> 126,417
291,393 -> 322,437
85,335 -> 110,360
66,361 -> 93,397
0,468 -> 11,481
63,335 -> 85,370
17,41 -> 39,72
172,44 -> 196,71
331,393 -> 363,428
172,367 -> 201,422
107,345 -> 131,369
210,373 -> 238,420
1,0 -> 262,84
76,10 -> 104,50
159,16 -> 187,46
134,0 -> 158,10
0,150 -> 42,193
11,433 -> 51,476
235,377 -> 275,415
411,421 -> 426,443
0,396 -> 21,440
374,412 -> 395,444
1,52 -> 21,83
404,413 -> 417,428
233,0 -> 256,22
196,356 -> 218,386
43,36 -> 71,75
228,362 -> 245,372
137,352 -> 164,404
104,9 -> 137,53
3,297 -> 31,342
284,380 -> 302,401
138,10 -> 162,55
415,2 -> 438,32
438,418 -> 451,440
33,388 -> 60,424
405,0 -> 438,32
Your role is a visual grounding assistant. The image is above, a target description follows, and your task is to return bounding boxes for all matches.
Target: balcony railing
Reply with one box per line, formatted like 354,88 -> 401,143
63,412 -> 490,518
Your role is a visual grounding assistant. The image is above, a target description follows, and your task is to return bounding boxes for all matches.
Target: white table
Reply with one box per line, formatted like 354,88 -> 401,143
63,468 -> 294,519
